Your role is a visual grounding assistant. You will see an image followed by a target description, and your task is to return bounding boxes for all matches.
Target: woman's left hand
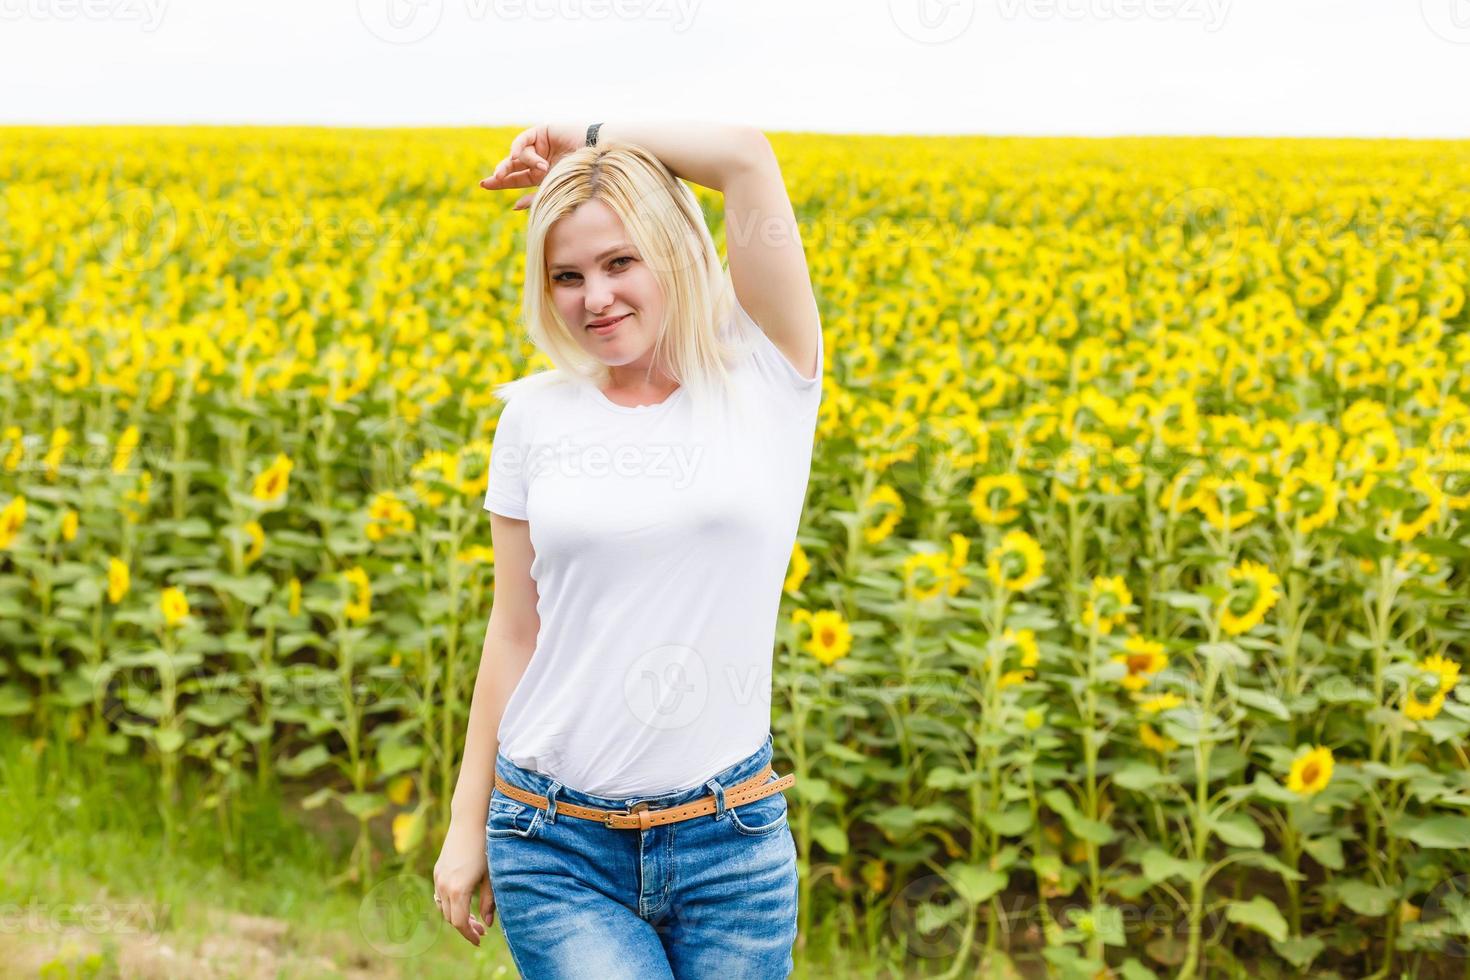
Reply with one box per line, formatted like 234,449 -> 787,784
479,123 -> 586,210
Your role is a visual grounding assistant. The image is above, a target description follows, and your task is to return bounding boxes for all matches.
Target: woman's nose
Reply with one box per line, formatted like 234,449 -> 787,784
585,279 -> 614,312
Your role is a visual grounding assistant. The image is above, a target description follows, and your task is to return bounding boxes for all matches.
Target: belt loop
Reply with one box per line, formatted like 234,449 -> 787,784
544,780 -> 562,823
705,778 -> 727,820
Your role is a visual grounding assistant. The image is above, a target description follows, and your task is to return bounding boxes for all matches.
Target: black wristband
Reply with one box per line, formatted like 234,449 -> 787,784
585,123 -> 602,147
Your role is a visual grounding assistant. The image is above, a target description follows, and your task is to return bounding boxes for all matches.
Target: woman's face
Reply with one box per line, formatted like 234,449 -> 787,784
545,199 -> 666,377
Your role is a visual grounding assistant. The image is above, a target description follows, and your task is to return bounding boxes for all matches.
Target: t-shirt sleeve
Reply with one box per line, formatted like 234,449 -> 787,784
483,395 -> 530,520
731,294 -> 824,396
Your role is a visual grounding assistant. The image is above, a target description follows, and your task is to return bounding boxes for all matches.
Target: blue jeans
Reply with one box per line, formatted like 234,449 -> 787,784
486,733 -> 799,979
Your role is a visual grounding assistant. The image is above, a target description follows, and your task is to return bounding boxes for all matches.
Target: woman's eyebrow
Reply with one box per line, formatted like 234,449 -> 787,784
549,244 -> 633,272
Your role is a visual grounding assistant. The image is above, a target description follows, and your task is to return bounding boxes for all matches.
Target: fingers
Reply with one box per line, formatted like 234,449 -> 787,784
480,156 -> 547,192
479,876 -> 497,929
447,889 -> 480,946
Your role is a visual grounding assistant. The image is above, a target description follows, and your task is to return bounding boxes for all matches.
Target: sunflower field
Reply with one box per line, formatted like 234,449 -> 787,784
2,126 -> 1470,978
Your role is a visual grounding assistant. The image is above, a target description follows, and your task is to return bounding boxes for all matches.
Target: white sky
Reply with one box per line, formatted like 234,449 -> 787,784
2,0 -> 1467,137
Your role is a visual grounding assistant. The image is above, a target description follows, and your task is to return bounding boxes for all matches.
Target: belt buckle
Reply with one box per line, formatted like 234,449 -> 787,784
605,800 -> 652,828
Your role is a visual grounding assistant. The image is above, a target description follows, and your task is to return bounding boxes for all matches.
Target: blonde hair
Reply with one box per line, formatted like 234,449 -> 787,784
493,141 -> 753,424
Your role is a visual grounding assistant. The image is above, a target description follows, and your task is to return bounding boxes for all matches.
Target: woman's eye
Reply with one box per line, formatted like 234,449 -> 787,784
553,258 -> 631,284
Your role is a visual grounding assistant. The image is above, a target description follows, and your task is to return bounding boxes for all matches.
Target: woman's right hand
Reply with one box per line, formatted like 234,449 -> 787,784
478,122 -> 587,210
433,818 -> 495,945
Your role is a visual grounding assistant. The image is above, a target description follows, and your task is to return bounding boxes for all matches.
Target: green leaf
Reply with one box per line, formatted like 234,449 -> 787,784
376,739 -> 421,777
1156,591 -> 1212,614
925,766 -> 973,790
1140,848 -> 1204,884
213,574 -> 274,607
793,776 -> 835,806
1398,815 -> 1470,849
1226,896 -> 1288,943
1198,642 -> 1249,669
0,684 -> 33,717
946,865 -> 1007,907
1210,812 -> 1264,849
278,744 -> 332,777
1303,836 -> 1344,871
1113,762 -> 1174,791
1249,773 -> 1302,805
811,823 -> 848,856
1232,686 -> 1290,720
1119,957 -> 1160,980
300,786 -> 336,810
152,728 -> 185,754
1335,879 -> 1396,917
338,792 -> 387,820
982,808 -> 1033,836
1270,936 -> 1325,970
1231,850 -> 1306,883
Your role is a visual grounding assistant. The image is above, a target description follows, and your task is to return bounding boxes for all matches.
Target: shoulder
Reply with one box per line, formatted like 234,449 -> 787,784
721,294 -> 823,394
492,369 -> 581,435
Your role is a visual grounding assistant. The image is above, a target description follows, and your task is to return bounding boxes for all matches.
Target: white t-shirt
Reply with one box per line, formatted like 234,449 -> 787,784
482,297 -> 824,797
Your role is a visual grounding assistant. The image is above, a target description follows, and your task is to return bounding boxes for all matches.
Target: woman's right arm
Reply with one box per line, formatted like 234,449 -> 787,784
434,510 -> 540,945
451,511 -> 539,826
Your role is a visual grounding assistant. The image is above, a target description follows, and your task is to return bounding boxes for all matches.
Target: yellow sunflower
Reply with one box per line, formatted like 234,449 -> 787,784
242,520 -> 265,566
1137,692 -> 1184,715
107,557 -> 130,605
160,586 -> 190,627
969,473 -> 1027,524
863,485 -> 904,545
1285,745 -> 1334,797
1218,560 -> 1281,636
342,566 -> 372,623
1138,722 -> 1178,753
1081,575 -> 1132,635
783,542 -> 810,595
1403,653 -> 1460,722
1112,635 -> 1167,692
0,495 -> 25,550
1004,627 -> 1039,668
251,453 -> 295,505
801,609 -> 852,666
985,530 -> 1045,593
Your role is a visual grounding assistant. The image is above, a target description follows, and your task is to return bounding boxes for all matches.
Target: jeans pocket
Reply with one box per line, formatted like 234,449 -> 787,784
726,779 -> 790,837
486,793 -> 543,841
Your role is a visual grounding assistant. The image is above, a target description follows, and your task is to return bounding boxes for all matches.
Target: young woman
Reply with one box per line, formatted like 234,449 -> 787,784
431,121 -> 824,978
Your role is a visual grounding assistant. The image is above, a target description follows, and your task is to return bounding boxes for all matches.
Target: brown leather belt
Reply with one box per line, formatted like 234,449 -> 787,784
494,764 -> 796,831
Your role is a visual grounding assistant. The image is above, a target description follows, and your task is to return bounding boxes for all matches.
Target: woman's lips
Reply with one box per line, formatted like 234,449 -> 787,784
588,314 -> 629,334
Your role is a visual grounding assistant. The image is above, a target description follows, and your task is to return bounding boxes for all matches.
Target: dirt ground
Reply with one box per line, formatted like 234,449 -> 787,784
1,908 -> 387,980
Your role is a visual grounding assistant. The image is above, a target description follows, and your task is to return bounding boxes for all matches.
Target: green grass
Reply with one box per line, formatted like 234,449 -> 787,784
0,723 -> 518,979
